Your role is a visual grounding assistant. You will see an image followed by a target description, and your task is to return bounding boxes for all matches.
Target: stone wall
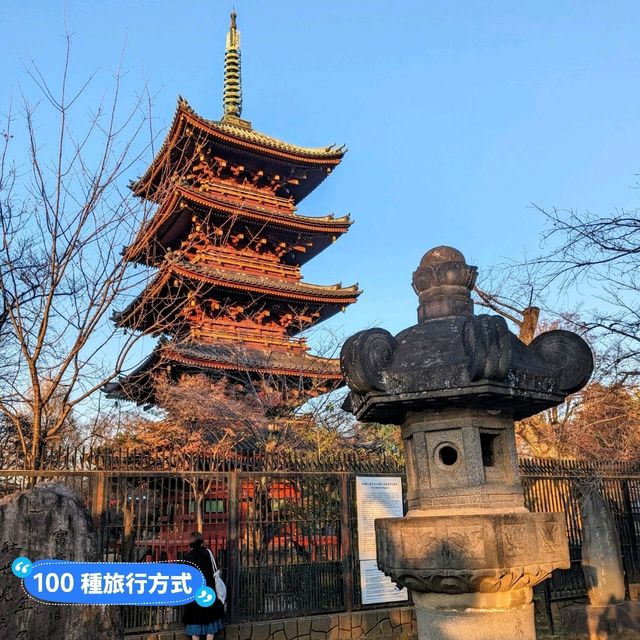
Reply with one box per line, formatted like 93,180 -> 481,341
0,482 -> 123,640
127,607 -> 417,640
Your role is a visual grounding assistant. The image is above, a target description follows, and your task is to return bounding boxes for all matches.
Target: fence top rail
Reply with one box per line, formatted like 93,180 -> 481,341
519,457 -> 640,478
0,446 -> 405,474
1,447 -> 639,477
0,470 -> 406,479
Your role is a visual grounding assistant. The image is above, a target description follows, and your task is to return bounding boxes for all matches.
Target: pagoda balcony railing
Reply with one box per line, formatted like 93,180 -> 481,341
189,252 -> 302,282
188,174 -> 295,215
191,326 -> 308,351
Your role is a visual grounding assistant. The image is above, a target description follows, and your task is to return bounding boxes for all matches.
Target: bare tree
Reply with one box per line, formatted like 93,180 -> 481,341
499,198 -> 640,461
0,38 -> 164,469
472,256 -> 546,345
526,202 -> 640,382
515,377 -> 640,462
474,286 -> 540,345
110,343 -> 358,460
476,190 -> 640,460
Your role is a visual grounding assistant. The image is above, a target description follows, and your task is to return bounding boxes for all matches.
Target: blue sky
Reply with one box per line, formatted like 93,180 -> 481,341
2,0 -> 640,346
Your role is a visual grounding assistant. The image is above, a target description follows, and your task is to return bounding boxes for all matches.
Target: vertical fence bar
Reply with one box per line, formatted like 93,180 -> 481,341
622,479 -> 640,585
90,471 -> 106,531
90,471 -> 107,563
340,472 -> 354,613
227,469 -> 239,623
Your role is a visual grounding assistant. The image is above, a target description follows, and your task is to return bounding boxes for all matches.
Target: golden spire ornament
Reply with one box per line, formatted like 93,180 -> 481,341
223,10 -> 242,118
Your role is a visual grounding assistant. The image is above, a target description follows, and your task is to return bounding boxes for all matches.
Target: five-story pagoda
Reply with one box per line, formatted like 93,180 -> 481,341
106,11 -> 360,407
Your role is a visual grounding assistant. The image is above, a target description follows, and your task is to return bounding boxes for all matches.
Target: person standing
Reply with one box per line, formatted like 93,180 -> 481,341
183,532 -> 225,640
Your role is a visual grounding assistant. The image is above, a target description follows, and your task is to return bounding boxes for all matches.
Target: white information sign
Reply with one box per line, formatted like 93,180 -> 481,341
355,476 -> 408,604
359,560 -> 408,605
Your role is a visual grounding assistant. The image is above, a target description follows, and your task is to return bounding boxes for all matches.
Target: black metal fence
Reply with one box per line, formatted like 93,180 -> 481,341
0,449 -> 638,633
0,449 -> 405,632
520,458 -> 640,603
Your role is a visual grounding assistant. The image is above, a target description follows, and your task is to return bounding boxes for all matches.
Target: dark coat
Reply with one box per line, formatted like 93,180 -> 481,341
183,543 -> 225,625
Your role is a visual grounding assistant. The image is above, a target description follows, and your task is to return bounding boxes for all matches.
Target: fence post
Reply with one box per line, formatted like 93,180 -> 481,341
340,473 -> 354,613
226,470 -> 239,623
90,472 -> 107,557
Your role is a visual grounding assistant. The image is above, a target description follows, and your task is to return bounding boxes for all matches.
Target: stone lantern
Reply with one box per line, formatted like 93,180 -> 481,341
340,246 -> 593,640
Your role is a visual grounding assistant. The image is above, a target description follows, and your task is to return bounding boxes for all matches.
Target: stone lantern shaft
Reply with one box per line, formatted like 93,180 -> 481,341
340,246 -> 593,640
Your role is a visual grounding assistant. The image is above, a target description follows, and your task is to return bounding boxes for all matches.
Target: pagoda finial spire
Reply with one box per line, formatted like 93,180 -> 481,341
223,9 -> 242,118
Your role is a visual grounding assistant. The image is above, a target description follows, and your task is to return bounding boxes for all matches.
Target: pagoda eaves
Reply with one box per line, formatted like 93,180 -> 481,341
105,339 -> 342,407
125,184 -> 352,267
114,260 -> 360,334
132,98 -> 346,205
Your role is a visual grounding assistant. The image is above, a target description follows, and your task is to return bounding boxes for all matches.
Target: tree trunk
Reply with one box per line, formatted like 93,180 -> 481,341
196,492 -> 204,534
519,306 -> 540,345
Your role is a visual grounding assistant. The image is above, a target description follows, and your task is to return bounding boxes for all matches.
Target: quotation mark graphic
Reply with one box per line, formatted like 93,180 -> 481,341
12,557 -> 33,578
195,586 -> 216,607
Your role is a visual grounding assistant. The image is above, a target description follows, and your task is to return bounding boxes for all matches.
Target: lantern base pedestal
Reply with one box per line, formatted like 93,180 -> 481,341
413,591 -> 536,640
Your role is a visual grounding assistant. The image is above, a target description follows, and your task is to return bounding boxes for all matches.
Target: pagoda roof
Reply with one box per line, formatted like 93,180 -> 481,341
132,99 -> 346,203
186,103 -> 345,160
165,340 -> 341,377
126,185 -> 352,265
104,338 -> 342,405
114,259 -> 359,330
172,261 -> 360,300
